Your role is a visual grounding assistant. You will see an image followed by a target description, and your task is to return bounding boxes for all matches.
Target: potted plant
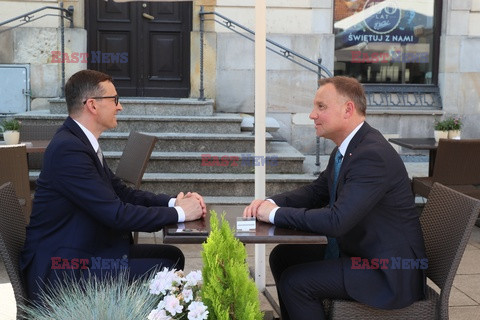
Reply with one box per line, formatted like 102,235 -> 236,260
433,119 -> 448,142
1,118 -> 21,145
445,116 -> 462,139
202,211 -> 263,320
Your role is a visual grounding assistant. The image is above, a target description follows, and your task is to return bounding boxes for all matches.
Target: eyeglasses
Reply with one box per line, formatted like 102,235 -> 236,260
83,95 -> 119,106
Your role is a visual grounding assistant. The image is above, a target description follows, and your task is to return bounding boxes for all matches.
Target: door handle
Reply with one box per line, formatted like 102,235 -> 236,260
142,13 -> 155,20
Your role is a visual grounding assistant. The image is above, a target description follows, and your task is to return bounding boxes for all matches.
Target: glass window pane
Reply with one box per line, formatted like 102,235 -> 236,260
334,0 -> 436,84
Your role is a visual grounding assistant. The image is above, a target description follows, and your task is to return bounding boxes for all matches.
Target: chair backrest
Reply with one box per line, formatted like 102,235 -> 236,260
432,139 -> 480,185
420,182 -> 480,319
19,124 -> 59,170
19,123 -> 59,141
115,131 -> 158,189
0,144 -> 31,222
0,182 -> 28,317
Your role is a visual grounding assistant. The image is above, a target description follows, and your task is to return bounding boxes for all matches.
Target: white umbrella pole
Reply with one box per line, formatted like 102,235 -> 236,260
254,0 -> 266,292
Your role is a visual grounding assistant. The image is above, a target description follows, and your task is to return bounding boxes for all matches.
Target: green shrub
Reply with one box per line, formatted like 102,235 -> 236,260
201,210 -> 263,320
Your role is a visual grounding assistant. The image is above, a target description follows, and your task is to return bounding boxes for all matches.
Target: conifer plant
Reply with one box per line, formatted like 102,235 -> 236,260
201,210 -> 263,320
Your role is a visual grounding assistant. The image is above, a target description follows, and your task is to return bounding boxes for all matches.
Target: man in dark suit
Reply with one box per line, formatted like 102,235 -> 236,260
244,76 -> 426,319
21,70 -> 206,302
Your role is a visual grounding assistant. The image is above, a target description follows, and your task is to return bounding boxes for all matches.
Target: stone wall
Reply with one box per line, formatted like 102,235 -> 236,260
438,0 -> 480,139
0,27 -> 86,110
0,0 -> 86,110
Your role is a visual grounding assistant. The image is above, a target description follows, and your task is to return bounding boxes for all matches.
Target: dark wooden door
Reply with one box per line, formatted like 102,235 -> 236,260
86,1 -> 192,97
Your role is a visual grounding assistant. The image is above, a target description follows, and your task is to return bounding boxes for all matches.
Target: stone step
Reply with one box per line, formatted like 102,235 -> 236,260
138,173 -> 314,197
99,132 -> 274,153
28,171 -> 313,198
48,97 -> 215,116
16,112 -> 243,134
104,142 -> 305,174
203,196 -> 256,205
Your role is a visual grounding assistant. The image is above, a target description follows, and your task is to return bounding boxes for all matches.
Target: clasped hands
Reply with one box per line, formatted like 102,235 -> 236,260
175,193 -> 278,224
243,199 -> 278,224
175,192 -> 206,221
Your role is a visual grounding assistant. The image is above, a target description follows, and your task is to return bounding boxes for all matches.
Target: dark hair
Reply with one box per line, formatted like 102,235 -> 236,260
318,76 -> 367,116
65,70 -> 113,115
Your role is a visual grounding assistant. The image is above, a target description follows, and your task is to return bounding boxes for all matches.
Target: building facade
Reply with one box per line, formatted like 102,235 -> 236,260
0,0 -> 479,154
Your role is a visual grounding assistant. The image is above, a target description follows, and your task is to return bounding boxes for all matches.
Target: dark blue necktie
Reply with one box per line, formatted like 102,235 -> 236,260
324,150 -> 342,259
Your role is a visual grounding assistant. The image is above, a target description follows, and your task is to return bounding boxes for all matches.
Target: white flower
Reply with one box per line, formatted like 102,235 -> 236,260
150,268 -> 181,295
187,301 -> 209,320
147,307 -> 170,320
148,269 -> 206,320
163,295 -> 183,316
185,270 -> 202,287
182,288 -> 194,303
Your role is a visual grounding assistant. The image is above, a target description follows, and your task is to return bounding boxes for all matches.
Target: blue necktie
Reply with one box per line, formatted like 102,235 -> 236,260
324,150 -> 342,260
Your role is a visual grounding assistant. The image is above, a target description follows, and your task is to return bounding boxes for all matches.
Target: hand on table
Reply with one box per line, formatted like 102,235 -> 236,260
185,191 -> 207,216
175,192 -> 205,221
243,199 -> 278,224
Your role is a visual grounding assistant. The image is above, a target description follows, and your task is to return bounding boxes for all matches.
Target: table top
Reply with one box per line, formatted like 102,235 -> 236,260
388,138 -> 438,150
22,140 -> 50,153
163,204 -> 327,245
0,140 -> 50,153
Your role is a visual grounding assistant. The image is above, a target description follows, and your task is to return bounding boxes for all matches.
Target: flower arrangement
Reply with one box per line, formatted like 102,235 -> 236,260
433,119 -> 448,131
445,116 -> 462,131
147,268 -> 208,320
434,116 -> 462,131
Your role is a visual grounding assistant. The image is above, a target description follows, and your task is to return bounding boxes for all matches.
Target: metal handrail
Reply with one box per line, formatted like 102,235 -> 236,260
0,5 -> 74,31
0,3 -> 74,97
198,6 -> 332,101
199,7 -> 332,173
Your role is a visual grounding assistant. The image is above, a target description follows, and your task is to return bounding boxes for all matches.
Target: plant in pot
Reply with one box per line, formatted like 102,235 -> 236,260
433,119 -> 448,142
1,118 -> 21,145
445,116 -> 462,139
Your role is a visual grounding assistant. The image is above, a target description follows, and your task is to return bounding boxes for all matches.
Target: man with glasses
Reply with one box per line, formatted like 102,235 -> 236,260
21,70 -> 207,303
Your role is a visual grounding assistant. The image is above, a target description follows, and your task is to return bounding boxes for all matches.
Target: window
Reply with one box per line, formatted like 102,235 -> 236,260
334,0 -> 439,84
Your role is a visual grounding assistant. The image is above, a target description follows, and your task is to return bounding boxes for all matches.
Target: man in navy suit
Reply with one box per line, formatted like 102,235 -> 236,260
244,76 -> 426,319
21,70 -> 206,302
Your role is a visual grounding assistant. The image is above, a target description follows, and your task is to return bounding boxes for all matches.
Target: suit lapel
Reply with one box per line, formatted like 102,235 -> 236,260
63,117 -> 109,179
335,122 -> 373,192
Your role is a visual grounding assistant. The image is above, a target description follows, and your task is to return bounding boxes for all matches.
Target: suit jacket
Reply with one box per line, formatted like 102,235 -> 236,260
271,122 -> 426,309
21,116 -> 178,300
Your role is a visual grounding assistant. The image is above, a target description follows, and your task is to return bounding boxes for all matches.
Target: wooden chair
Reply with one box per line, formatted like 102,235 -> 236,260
323,183 -> 480,319
19,124 -> 59,170
412,139 -> 480,199
0,144 -> 32,222
115,131 -> 158,243
0,182 -> 28,319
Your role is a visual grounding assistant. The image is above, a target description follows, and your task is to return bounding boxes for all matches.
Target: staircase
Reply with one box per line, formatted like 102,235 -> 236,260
17,98 -> 314,205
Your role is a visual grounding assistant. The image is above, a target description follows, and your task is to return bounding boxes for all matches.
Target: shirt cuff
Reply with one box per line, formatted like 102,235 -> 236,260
168,198 -> 176,207
175,206 -> 185,223
267,198 -> 276,205
269,207 -> 280,224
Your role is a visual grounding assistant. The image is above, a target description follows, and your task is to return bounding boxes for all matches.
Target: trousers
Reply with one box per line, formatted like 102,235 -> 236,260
269,244 -> 351,320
